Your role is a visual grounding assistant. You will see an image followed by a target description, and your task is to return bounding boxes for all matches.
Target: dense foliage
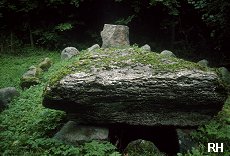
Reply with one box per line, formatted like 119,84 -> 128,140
1,0 -> 230,64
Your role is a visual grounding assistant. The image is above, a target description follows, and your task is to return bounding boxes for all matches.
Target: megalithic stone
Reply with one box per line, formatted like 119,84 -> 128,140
42,47 -> 228,127
101,24 -> 130,48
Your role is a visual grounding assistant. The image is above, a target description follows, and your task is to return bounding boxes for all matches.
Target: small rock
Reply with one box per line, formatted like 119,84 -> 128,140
88,44 -> 100,52
176,129 -> 197,153
160,58 -> 176,65
0,87 -> 19,111
218,67 -> 230,86
141,44 -> 151,51
20,77 -> 40,89
160,50 -> 176,57
38,57 -> 52,71
101,24 -> 130,48
123,139 -> 165,156
197,59 -> 208,67
20,66 -> 42,89
23,66 -> 42,77
61,47 -> 80,60
54,121 -> 109,145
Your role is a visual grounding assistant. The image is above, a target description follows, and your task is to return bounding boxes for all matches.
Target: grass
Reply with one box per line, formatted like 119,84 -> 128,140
0,48 -> 60,89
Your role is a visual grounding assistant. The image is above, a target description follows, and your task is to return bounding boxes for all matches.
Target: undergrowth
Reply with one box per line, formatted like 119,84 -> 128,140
0,48 -> 120,155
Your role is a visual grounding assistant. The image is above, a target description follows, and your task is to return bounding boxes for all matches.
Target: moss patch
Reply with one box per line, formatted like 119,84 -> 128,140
47,46 -> 210,87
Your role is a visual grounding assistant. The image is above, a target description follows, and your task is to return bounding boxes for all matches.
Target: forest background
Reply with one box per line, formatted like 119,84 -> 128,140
1,0 -> 230,67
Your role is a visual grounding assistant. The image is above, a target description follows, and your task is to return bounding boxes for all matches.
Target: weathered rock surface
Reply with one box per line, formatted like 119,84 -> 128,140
141,44 -> 151,51
20,66 -> 41,89
160,50 -> 176,57
0,87 -> 19,111
43,47 -> 228,126
38,57 -> 52,71
87,44 -> 100,52
197,59 -> 208,67
61,47 -> 79,60
54,121 -> 109,145
101,24 -> 130,48
123,139 -> 165,156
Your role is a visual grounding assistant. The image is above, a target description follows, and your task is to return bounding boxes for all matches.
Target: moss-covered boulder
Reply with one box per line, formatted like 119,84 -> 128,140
43,46 -> 228,126
123,139 -> 165,156
218,67 -> 230,88
20,66 -> 42,89
38,57 -> 52,71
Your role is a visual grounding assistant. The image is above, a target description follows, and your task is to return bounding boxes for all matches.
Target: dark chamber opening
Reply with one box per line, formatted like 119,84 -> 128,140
109,124 -> 180,156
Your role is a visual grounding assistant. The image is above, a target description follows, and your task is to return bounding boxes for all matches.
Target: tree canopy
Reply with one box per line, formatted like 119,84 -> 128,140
1,0 -> 230,65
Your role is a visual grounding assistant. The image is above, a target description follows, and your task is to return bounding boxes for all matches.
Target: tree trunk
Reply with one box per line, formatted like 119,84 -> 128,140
170,23 -> 175,49
29,24 -> 34,48
0,44 -> 3,53
10,31 -> 13,53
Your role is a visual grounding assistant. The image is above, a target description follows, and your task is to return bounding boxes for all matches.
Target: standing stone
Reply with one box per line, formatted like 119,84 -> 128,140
197,59 -> 209,67
0,87 -> 19,111
141,44 -> 151,51
101,24 -> 130,48
160,50 -> 176,57
123,139 -> 165,156
61,47 -> 79,60
54,121 -> 109,145
87,44 -> 100,52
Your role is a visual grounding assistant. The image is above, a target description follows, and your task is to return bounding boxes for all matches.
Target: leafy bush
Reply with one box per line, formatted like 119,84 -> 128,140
82,141 -> 121,156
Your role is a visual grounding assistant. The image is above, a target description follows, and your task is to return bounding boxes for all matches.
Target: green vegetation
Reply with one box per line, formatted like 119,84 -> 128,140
0,48 -> 120,155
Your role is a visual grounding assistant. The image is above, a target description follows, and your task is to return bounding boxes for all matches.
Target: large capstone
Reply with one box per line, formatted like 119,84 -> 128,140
101,24 -> 130,48
43,47 -> 228,127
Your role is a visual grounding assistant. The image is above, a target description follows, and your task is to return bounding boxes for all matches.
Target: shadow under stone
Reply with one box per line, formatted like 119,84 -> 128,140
108,124 -> 180,156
